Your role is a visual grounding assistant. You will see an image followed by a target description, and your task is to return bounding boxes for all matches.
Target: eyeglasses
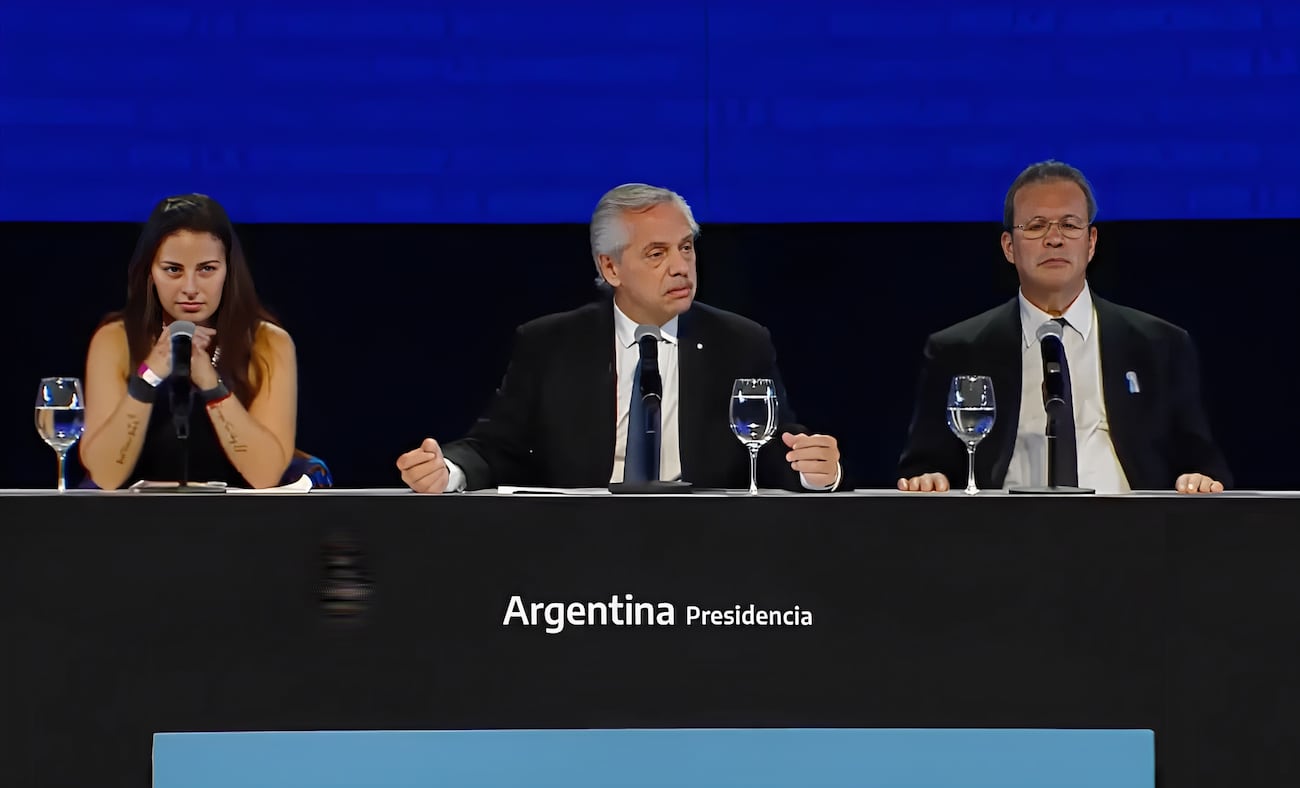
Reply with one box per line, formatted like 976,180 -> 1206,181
1009,218 -> 1091,239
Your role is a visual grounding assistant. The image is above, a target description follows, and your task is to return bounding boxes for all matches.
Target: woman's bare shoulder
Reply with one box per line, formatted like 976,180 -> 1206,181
254,321 -> 295,354
89,319 -> 128,352
256,320 -> 292,340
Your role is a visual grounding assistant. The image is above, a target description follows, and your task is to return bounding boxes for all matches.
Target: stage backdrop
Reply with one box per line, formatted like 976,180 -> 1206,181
2,2 -> 1297,489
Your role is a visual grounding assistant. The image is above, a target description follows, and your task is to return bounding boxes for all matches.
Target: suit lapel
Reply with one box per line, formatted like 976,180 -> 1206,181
570,300 -> 617,483
676,307 -> 707,482
1094,296 -> 1143,481
986,299 -> 1024,487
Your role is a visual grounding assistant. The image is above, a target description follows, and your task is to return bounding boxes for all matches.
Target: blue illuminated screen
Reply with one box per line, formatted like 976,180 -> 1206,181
1,1 -> 1296,223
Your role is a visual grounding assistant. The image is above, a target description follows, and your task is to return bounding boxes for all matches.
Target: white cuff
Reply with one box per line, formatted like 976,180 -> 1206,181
800,462 -> 842,492
443,457 -> 467,493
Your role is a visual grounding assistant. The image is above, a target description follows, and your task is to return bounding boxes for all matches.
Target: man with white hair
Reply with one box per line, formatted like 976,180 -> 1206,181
397,183 -> 843,493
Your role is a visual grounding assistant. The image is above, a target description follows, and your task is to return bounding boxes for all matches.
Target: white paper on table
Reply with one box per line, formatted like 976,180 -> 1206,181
495,486 -> 611,496
128,480 -> 228,492
226,475 -> 314,494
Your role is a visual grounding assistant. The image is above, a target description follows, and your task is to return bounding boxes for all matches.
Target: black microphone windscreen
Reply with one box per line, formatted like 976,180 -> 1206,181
633,324 -> 661,344
1035,320 -> 1064,344
633,325 -> 662,399
169,321 -> 194,379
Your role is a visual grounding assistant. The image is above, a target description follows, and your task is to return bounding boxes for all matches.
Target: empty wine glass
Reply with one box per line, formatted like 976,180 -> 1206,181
35,377 -> 86,492
730,378 -> 779,495
947,375 -> 996,495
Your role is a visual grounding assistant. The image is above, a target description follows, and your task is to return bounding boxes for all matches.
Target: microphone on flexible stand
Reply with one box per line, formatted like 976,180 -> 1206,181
1009,319 -> 1093,495
167,321 -> 198,489
609,324 -> 692,495
133,321 -> 227,494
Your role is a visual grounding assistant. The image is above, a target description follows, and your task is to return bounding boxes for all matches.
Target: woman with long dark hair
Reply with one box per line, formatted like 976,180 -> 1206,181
79,194 -> 297,489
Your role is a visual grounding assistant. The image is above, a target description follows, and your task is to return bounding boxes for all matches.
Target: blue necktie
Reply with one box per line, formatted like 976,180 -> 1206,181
1051,317 -> 1079,487
624,342 -> 661,482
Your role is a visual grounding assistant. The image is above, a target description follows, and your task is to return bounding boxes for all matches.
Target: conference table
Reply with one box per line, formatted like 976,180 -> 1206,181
4,488 -> 1300,787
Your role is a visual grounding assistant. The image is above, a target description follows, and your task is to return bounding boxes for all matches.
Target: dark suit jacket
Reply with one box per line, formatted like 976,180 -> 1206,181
898,294 -> 1231,490
444,298 -> 823,491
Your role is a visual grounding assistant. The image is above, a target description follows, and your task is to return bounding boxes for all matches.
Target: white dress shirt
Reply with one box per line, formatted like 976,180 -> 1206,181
445,301 -> 837,491
1003,283 -> 1131,494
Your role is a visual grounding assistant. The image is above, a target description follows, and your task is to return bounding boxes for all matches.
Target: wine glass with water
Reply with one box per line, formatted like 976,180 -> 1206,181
947,375 -> 996,495
35,377 -> 86,492
731,378 -> 778,495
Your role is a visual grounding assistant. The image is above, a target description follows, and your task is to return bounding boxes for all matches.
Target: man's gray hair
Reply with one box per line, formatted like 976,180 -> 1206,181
590,183 -> 700,287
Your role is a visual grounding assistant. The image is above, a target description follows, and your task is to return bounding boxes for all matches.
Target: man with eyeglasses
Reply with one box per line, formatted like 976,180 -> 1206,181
896,160 -> 1230,495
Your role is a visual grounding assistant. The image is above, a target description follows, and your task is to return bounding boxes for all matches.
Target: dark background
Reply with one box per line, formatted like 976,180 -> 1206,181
2,219 -> 1296,490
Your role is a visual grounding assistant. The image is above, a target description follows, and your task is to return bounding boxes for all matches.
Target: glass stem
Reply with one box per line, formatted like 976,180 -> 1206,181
748,446 -> 759,495
965,444 -> 978,495
57,448 -> 68,493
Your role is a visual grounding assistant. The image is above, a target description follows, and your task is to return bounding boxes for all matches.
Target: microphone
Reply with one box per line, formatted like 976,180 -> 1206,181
166,321 -> 196,448
1036,320 -> 1067,410
168,320 -> 196,381
1010,319 -> 1093,495
608,323 -> 691,494
634,325 -> 662,405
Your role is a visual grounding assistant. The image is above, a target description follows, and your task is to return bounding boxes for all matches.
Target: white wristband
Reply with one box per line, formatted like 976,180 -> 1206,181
138,364 -> 163,387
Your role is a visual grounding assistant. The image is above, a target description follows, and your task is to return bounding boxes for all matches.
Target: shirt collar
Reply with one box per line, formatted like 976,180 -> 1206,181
1018,282 -> 1094,348
613,300 -> 679,348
